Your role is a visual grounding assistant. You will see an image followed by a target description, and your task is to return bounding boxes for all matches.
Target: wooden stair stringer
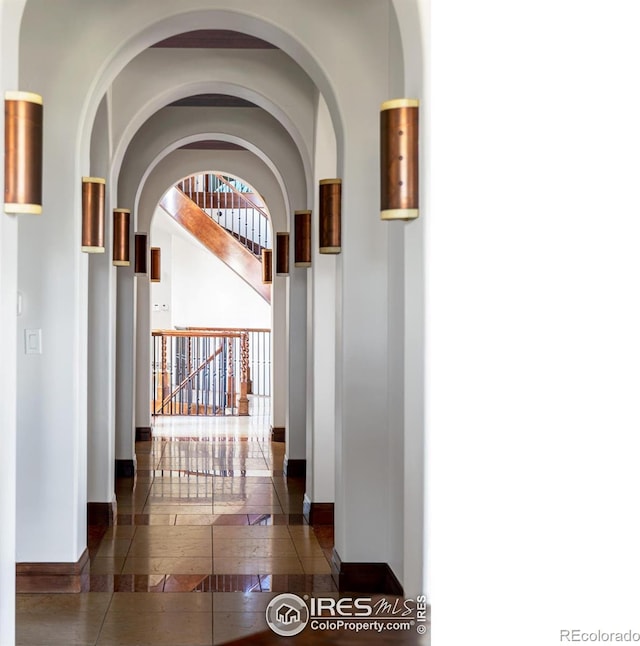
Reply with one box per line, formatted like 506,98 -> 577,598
159,186 -> 271,304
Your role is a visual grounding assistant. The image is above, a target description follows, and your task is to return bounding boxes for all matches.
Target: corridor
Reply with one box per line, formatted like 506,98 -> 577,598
15,399 -> 339,645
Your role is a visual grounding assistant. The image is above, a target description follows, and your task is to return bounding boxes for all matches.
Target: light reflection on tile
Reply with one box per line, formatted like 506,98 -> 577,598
212,556 -> 304,575
212,611 -> 266,644
107,592 -> 212,613
122,557 -> 213,575
212,538 -> 298,558
97,611 -> 213,646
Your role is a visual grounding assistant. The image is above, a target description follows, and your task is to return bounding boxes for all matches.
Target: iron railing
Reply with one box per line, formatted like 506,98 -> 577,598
177,173 -> 271,257
152,328 -> 271,416
184,327 -> 271,397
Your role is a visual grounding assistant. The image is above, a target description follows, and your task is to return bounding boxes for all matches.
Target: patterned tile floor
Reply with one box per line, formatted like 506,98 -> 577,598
16,398 -> 428,645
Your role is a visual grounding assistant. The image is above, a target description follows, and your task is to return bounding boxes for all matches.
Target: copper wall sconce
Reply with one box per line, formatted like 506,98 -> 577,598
81,177 -> 105,253
294,210 -> 312,267
150,247 -> 161,282
4,91 -> 43,215
112,208 -> 130,267
276,232 -> 289,276
380,98 -> 419,220
134,233 -> 148,275
319,179 -> 341,253
262,248 -> 273,284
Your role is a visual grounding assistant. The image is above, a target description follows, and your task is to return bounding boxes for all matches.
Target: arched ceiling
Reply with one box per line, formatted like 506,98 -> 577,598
105,28 -> 318,224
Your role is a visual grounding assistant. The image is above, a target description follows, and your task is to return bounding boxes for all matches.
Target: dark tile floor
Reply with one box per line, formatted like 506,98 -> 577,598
16,411 -> 429,645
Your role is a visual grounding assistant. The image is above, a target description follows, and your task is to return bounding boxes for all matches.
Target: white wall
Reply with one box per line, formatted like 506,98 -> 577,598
0,2 -> 26,642
330,2 -> 395,570
87,95 -> 116,505
149,214 -> 172,331
285,264 -> 306,464
391,0 -> 427,598
305,92 -> 337,505
151,207 -> 270,329
17,1 -> 90,564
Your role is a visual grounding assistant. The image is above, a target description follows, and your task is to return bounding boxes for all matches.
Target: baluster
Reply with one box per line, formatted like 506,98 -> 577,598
178,336 -> 182,415
226,336 -> 235,412
153,334 -> 158,415
252,209 -> 256,254
220,339 -> 226,415
244,204 -> 248,252
160,334 -> 169,413
201,336 -> 206,416
214,337 -> 218,417
256,210 -> 261,253
247,332 -> 253,395
196,336 -> 201,415
263,217 -> 268,251
239,331 -> 250,415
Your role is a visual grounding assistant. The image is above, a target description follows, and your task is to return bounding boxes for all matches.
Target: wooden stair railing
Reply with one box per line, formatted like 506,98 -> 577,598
159,187 -> 271,304
152,330 -> 250,417
182,327 -> 271,398
178,173 -> 271,258
213,173 -> 271,222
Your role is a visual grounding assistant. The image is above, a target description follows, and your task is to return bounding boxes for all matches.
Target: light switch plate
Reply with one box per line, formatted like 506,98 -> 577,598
25,329 -> 42,354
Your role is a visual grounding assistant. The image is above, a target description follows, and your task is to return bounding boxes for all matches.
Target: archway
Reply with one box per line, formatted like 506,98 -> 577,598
149,169 -> 273,423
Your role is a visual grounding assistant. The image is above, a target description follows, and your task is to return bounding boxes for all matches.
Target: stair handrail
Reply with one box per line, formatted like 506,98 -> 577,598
212,173 -> 271,221
152,330 -> 243,338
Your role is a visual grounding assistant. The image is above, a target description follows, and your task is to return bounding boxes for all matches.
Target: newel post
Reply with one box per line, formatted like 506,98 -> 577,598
226,336 -> 236,410
238,331 -> 250,416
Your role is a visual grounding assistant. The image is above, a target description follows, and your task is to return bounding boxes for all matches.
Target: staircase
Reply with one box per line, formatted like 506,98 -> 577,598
177,173 -> 271,257
159,175 -> 271,304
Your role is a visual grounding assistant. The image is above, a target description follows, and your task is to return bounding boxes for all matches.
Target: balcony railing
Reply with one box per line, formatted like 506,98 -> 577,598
152,328 -> 271,417
183,327 -> 271,397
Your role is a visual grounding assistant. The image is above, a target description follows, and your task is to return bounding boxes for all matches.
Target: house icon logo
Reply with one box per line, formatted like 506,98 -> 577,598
276,603 -> 301,625
265,593 -> 309,636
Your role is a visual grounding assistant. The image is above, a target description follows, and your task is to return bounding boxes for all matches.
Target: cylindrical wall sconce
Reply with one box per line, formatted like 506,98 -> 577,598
81,177 -> 105,253
380,98 -> 419,220
4,91 -> 43,215
319,179 -> 341,254
150,247 -> 161,282
261,248 -> 273,284
134,233 -> 148,275
276,232 -> 289,275
112,208 -> 130,267
294,210 -> 312,268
